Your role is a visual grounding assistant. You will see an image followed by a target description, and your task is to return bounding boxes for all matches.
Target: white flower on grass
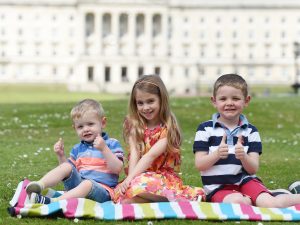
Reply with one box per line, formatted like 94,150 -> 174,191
269,181 -> 274,184
23,154 -> 28,158
59,131 -> 65,136
13,117 -> 20,123
73,218 -> 79,223
293,141 -> 298,146
45,147 -> 50,151
277,124 -> 283,129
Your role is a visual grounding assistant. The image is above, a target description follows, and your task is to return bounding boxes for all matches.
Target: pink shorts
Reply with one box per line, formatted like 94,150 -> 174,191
210,179 -> 271,205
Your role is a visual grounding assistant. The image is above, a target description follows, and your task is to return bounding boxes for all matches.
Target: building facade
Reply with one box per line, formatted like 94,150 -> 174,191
0,0 -> 300,94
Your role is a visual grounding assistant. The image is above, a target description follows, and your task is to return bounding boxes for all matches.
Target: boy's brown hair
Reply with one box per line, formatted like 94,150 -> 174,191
213,74 -> 248,98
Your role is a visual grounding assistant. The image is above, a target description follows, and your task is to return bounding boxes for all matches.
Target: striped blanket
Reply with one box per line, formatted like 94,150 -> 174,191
8,179 -> 300,221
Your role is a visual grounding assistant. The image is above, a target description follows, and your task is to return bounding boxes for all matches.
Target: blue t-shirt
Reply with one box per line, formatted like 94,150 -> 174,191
69,132 -> 124,188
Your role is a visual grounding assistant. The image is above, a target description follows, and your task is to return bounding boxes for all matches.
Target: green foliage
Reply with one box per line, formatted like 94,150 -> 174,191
1,87 -> 300,224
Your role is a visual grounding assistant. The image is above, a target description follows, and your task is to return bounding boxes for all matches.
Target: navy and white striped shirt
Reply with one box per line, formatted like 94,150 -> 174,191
193,113 -> 262,195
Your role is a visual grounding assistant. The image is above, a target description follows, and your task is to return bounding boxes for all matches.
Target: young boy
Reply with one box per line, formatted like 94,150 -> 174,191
26,99 -> 124,204
193,74 -> 300,207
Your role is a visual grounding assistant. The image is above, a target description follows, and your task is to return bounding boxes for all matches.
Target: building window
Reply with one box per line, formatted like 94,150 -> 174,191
121,67 -> 128,82
154,67 -> 160,76
153,14 -> 162,37
136,14 -> 145,37
232,31 -> 237,38
265,17 -> 269,23
138,66 -> 144,77
281,44 -> 286,57
265,66 -> 271,76
265,31 -> 270,39
119,14 -> 128,37
53,67 -> 57,75
103,13 -> 111,37
168,16 -> 172,39
200,44 -> 206,57
85,13 -> 95,37
216,44 -> 222,58
88,66 -> 94,81
184,68 -> 189,78
105,66 -> 110,82
69,67 -> 73,76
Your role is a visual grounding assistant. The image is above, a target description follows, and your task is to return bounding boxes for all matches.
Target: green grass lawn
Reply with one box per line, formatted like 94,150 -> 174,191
1,84 -> 300,224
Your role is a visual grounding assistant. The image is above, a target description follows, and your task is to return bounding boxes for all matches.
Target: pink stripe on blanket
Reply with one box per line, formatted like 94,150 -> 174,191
65,198 -> 79,218
14,179 -> 30,215
178,202 -> 197,219
122,204 -> 135,219
240,204 -> 262,221
294,204 -> 300,211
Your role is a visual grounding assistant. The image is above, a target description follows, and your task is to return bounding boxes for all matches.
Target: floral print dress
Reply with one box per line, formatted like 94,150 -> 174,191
115,125 -> 205,202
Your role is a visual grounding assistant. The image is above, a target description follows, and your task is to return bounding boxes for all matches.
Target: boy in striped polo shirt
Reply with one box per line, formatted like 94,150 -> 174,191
193,74 -> 300,207
26,99 -> 124,204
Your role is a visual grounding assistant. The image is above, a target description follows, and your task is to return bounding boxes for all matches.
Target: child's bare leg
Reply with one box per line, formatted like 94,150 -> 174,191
122,193 -> 168,204
56,180 -> 92,200
27,162 -> 73,195
223,193 -> 252,205
256,192 -> 300,208
39,162 -> 73,188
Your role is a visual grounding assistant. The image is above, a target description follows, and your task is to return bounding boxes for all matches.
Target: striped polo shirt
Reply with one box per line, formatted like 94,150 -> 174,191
193,113 -> 262,196
68,132 -> 124,188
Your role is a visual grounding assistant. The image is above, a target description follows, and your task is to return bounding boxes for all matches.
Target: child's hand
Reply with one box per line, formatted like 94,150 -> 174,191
93,134 -> 106,151
54,138 -> 65,157
235,135 -> 245,160
116,177 -> 131,194
218,133 -> 229,159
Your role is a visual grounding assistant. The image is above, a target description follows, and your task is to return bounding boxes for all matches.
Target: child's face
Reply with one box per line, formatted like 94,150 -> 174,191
73,111 -> 106,143
135,89 -> 161,127
211,85 -> 250,124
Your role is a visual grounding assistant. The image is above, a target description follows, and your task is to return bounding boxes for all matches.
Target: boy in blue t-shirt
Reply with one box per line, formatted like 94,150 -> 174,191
26,99 -> 124,204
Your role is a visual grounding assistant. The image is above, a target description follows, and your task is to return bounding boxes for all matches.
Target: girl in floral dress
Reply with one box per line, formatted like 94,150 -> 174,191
114,74 -> 205,203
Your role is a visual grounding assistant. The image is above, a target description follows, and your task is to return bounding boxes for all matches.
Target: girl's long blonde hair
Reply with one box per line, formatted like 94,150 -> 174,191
123,75 -> 182,153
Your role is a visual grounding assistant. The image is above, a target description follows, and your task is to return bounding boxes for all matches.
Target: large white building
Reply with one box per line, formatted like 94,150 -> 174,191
1,0 -> 300,94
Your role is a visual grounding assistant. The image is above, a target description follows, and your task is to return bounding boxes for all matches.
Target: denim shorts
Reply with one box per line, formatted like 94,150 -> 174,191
63,163 -> 111,203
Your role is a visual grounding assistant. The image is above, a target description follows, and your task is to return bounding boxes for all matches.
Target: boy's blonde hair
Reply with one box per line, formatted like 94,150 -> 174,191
70,99 -> 104,122
213,74 -> 248,98
125,74 -> 182,153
